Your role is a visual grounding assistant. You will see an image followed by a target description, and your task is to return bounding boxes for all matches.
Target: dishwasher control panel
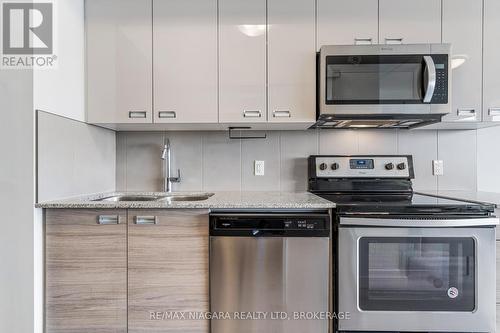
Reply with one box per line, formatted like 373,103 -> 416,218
209,214 -> 330,237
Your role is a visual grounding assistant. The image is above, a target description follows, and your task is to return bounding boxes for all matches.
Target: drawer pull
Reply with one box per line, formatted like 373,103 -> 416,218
354,37 -> 373,45
457,109 -> 476,116
385,38 -> 403,45
135,216 -> 158,225
243,110 -> 262,118
489,108 -> 500,116
129,111 -> 147,119
98,215 -> 120,225
158,111 -> 176,119
273,110 -> 291,118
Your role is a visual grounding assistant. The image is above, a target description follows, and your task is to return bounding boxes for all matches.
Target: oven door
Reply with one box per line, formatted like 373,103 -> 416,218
323,54 -> 448,106
338,224 -> 496,332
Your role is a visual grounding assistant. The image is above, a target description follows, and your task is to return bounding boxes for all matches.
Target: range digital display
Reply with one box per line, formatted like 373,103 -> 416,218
350,159 -> 374,169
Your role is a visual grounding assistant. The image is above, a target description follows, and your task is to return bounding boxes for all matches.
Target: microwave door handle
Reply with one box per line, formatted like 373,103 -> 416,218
423,56 -> 436,103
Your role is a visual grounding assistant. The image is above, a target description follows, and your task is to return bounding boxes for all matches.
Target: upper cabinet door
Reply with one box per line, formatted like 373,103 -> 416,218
379,0 -> 441,44
442,0 -> 482,122
86,0 -> 153,124
483,0 -> 500,122
153,0 -> 218,124
317,0 -> 378,48
268,0 -> 316,123
219,0 -> 267,123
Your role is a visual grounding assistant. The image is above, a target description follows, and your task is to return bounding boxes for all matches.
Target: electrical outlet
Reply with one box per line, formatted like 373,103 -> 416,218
254,160 -> 265,176
433,160 -> 444,176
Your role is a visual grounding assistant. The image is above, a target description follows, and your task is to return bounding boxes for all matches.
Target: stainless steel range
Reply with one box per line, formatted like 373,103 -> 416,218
308,155 -> 498,333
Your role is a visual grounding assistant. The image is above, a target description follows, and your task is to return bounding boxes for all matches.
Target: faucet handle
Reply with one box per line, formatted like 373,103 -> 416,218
170,169 -> 181,183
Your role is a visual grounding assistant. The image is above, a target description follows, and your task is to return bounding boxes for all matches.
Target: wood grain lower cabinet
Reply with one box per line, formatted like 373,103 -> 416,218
45,209 -> 127,333
128,209 -> 210,333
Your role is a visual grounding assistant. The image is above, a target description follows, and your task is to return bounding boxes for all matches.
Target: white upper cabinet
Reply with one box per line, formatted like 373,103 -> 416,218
379,0 -> 441,44
218,0 -> 267,123
483,0 -> 500,122
86,0 -> 153,124
442,0 -> 482,122
268,0 -> 316,123
317,0 -> 378,47
153,0 -> 218,124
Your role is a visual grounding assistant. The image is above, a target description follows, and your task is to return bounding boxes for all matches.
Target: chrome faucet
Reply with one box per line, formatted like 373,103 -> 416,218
161,138 -> 181,192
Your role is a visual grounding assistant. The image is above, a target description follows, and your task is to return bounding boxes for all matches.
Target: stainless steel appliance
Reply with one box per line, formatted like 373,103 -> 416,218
314,44 -> 451,129
210,212 -> 330,333
308,155 -> 498,333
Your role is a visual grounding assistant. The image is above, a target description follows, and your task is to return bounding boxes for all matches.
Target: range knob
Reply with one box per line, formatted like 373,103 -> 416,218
319,163 -> 328,171
331,163 -> 339,170
397,163 -> 406,170
385,163 -> 394,170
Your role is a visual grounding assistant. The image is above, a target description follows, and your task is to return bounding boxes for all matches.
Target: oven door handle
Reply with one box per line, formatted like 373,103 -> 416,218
339,217 -> 499,227
423,56 -> 436,103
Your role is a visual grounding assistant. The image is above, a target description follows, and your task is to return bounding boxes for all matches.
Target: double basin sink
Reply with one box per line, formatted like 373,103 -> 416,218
94,193 -> 214,202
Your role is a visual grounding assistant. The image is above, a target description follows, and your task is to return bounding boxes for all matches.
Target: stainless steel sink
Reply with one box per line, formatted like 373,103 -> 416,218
159,193 -> 214,202
95,195 -> 167,202
94,193 -> 214,202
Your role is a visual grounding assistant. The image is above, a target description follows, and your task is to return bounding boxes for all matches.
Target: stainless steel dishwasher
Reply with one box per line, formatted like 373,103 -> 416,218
210,212 -> 330,333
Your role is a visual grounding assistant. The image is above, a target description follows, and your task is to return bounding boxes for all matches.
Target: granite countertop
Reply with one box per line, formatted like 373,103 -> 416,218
418,190 -> 500,208
35,191 -> 336,210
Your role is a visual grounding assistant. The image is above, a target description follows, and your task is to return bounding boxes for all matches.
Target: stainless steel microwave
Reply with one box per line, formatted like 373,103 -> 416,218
315,44 -> 451,129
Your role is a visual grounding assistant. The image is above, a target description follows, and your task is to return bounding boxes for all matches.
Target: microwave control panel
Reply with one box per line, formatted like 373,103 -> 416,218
430,54 -> 449,104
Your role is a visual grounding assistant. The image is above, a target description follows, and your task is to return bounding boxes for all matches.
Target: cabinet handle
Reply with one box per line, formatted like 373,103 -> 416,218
243,110 -> 262,118
354,37 -> 373,45
457,109 -> 476,116
158,111 -> 176,119
129,111 -> 147,119
273,110 -> 291,118
135,216 -> 158,225
385,38 -> 403,45
489,108 -> 500,116
98,215 -> 120,225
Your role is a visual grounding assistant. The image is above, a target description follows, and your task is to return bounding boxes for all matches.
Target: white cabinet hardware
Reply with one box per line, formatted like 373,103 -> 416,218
273,111 -> 291,118
243,110 -> 263,118
158,111 -> 176,119
129,111 -> 147,119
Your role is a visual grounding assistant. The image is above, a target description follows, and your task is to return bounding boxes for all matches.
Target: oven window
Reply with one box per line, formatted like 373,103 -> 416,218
325,55 -> 425,104
359,237 -> 475,311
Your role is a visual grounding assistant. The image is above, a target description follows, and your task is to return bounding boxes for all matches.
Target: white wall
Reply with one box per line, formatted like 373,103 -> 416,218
0,70 -> 35,333
31,2 -> 86,333
37,111 -> 116,202
34,0 -> 85,121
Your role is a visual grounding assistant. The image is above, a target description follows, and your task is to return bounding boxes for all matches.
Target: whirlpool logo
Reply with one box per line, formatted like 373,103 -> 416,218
1,0 -> 57,69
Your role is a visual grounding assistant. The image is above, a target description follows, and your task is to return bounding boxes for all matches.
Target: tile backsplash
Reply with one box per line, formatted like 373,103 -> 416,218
116,129 -> 477,193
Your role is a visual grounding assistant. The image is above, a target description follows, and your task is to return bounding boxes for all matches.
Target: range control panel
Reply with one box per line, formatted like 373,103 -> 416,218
311,155 -> 413,178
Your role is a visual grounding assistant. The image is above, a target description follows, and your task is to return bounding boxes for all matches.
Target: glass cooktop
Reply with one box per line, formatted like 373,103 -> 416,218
314,192 -> 495,216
